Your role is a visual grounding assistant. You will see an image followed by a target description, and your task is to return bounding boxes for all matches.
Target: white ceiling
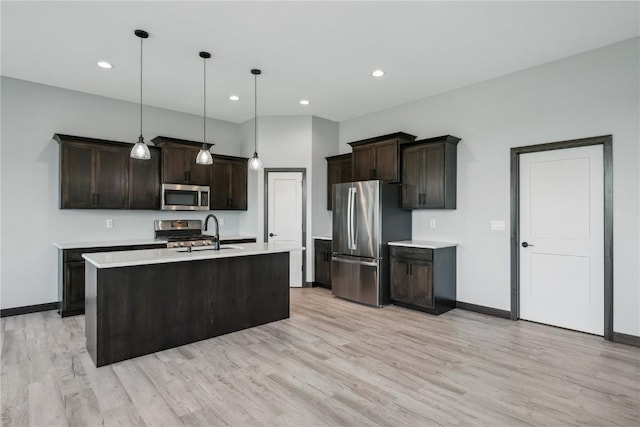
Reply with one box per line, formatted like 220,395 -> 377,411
2,1 -> 638,123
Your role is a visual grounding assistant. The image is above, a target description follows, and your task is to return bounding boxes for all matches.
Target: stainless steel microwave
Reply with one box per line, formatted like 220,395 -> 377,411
161,184 -> 210,211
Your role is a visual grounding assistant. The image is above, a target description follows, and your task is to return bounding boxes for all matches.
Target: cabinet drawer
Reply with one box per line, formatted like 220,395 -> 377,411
390,246 -> 432,261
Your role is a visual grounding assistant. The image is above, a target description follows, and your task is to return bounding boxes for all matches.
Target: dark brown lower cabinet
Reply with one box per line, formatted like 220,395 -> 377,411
389,245 -> 456,315
58,243 -> 166,317
314,239 -> 332,288
63,261 -> 86,314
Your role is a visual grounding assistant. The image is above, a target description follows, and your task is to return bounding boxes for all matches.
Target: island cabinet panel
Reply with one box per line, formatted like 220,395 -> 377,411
210,155 -> 248,210
348,132 -> 416,183
151,136 -> 212,186
58,243 -> 167,317
56,134 -> 160,210
401,135 -> 460,209
313,239 -> 332,288
389,245 -> 456,315
86,253 -> 290,367
326,153 -> 352,210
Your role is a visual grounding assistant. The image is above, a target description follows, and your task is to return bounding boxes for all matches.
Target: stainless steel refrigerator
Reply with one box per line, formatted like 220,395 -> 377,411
332,180 -> 412,307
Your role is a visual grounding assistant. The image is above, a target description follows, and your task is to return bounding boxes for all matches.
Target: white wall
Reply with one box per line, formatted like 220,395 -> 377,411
339,38 -> 640,336
0,77 -> 246,309
238,116 -> 315,282
311,117 -> 339,239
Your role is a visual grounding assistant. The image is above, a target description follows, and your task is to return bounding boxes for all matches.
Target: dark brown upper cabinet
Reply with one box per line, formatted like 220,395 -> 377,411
401,135 -> 460,209
56,134 -> 144,209
326,153 -> 352,210
129,146 -> 161,209
210,155 -> 248,210
348,132 -> 416,182
151,136 -> 212,186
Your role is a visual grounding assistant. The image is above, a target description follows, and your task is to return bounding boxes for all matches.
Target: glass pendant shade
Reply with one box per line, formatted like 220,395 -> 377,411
131,135 -> 151,160
196,146 -> 213,165
248,152 -> 262,170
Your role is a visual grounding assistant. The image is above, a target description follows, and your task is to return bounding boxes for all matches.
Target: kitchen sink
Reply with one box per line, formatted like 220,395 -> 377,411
175,245 -> 243,253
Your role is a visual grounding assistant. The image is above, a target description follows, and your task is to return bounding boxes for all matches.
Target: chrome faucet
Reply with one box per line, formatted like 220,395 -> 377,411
203,214 -> 220,250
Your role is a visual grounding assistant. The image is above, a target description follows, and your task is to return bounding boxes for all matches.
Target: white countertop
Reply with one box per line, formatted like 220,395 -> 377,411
54,235 -> 256,250
55,238 -> 164,250
82,242 -> 304,269
312,236 -> 332,241
388,240 -> 458,249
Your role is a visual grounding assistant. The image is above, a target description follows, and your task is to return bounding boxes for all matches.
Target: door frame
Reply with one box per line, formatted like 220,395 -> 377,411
510,135 -> 613,340
264,168 -> 307,286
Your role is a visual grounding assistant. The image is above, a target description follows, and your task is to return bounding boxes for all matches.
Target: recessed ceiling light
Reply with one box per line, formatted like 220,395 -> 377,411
371,69 -> 385,77
229,95 -> 240,101
299,99 -> 310,105
97,61 -> 113,69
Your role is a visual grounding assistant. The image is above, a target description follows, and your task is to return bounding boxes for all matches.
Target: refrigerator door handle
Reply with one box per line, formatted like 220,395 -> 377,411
346,187 -> 353,250
331,256 -> 378,267
350,187 -> 357,250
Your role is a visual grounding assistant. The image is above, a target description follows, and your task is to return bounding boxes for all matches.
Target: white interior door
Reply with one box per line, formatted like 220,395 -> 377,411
267,172 -> 303,287
520,145 -> 604,335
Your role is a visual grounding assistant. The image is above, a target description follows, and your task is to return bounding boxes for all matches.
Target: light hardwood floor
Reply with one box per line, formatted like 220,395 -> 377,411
1,288 -> 639,426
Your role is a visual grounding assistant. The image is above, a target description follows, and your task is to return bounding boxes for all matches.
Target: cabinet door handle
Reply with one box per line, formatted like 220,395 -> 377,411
372,169 -> 377,179
155,196 -> 160,207
184,171 -> 188,182
406,262 -> 409,275
95,193 -> 99,206
409,263 -> 412,276
227,198 -> 231,208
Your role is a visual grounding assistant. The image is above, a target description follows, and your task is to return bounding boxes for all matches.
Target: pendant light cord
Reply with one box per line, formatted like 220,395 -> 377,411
203,57 -> 207,148
254,72 -> 258,154
139,35 -> 143,139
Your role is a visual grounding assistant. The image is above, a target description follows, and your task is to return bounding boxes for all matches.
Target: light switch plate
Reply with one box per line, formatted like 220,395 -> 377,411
491,220 -> 505,231
218,217 -> 225,226
430,219 -> 436,229
106,219 -> 114,229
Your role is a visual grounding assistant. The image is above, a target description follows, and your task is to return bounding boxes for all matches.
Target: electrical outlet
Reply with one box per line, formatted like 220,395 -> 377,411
491,220 -> 505,231
430,219 -> 436,229
105,219 -> 114,229
218,217 -> 225,226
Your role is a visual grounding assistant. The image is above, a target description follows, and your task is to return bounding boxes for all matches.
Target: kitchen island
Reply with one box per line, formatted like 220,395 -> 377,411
83,242 -> 301,367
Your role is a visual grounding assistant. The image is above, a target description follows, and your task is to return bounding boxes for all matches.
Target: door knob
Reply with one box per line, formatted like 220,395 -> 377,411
521,241 -> 534,248
269,233 -> 277,237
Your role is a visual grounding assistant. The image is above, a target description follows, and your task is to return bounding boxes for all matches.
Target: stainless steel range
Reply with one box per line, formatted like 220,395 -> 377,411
154,219 -> 215,248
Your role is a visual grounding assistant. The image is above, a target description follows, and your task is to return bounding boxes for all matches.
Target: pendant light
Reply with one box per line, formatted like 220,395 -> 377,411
248,68 -> 263,171
130,29 -> 151,160
195,51 -> 214,165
